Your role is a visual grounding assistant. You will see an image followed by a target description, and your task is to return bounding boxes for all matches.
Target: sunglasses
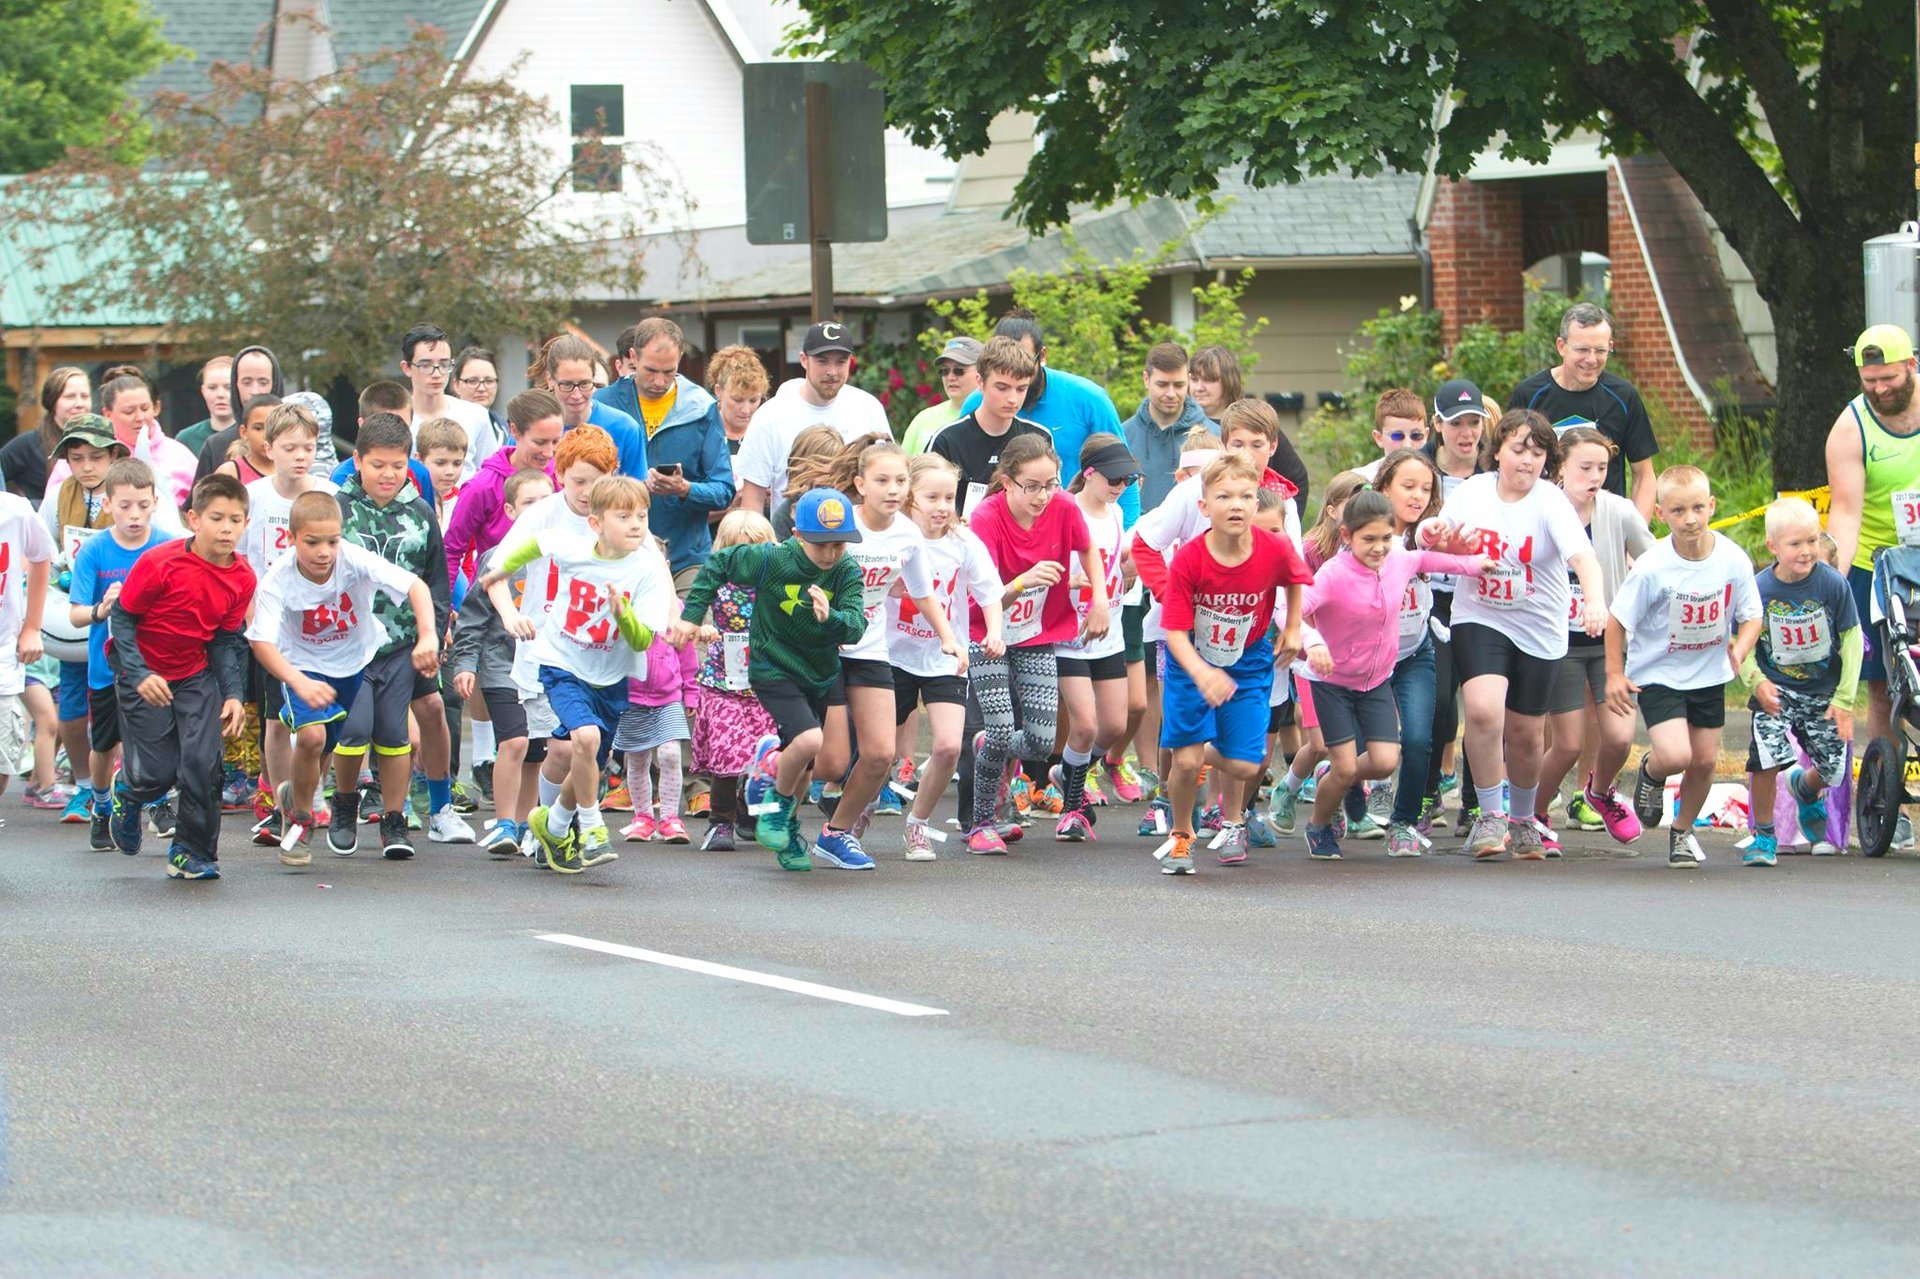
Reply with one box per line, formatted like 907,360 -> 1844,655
1382,428 -> 1429,444
1094,471 -> 1142,486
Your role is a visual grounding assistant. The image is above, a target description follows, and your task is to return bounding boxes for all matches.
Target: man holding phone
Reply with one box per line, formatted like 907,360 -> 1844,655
594,317 -> 736,593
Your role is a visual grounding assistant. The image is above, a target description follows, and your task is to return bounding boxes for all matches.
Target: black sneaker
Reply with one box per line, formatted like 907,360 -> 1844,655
147,798 -> 177,839
471,760 -> 494,804
328,801 -> 359,856
88,809 -> 113,852
380,811 -> 414,859
1632,760 -> 1664,827
1668,831 -> 1705,869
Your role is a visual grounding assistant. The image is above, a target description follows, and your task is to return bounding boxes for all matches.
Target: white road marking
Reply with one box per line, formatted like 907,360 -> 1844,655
534,932 -> 950,1017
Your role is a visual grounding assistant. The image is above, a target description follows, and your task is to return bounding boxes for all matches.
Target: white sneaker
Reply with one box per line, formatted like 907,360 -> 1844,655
427,806 -> 477,844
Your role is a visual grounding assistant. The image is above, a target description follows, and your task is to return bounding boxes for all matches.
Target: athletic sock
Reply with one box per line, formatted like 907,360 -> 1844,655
427,776 -> 452,814
1061,745 -> 1093,810
469,720 -> 496,764
1475,783 -> 1506,816
578,803 -> 605,831
1277,768 -> 1304,795
1755,820 -> 1776,837
549,801 -> 576,836
1508,785 -> 1537,823
538,773 -> 563,807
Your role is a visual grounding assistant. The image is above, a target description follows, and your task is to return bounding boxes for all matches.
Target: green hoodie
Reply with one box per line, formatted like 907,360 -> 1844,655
680,539 -> 865,692
335,475 -> 450,656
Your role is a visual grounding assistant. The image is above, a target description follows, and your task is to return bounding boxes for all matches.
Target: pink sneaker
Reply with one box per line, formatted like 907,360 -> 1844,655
1103,756 -> 1144,804
656,815 -> 689,844
965,824 -> 1008,855
622,814 -> 658,843
1584,775 -> 1643,845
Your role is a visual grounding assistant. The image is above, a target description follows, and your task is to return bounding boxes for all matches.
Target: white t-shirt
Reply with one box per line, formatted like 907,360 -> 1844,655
242,475 -> 340,579
1058,501 -> 1126,661
38,484 -> 184,573
1395,573 -> 1434,663
1609,533 -> 1761,691
246,541 -> 417,678
518,531 -> 675,688
0,495 -> 54,695
842,509 -> 935,661
1439,473 -> 1591,660
502,492 -> 594,695
1131,473 -> 1305,642
417,396 -> 501,483
734,379 -> 892,503
887,528 -> 1003,677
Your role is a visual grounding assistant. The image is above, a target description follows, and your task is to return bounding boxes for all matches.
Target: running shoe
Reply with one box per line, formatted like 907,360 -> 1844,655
1104,755 -> 1145,803
965,824 -> 1008,855
1510,817 -> 1547,861
1897,812 -> 1917,851
873,783 -> 905,817
1631,760 -> 1664,828
427,807 -> 477,844
1269,783 -> 1301,835
1365,782 -> 1394,829
165,847 -> 220,880
701,821 -> 735,852
687,788 -> 711,817
1437,770 -> 1459,798
88,806 -> 112,852
1466,812 -> 1510,860
579,825 -> 619,868
1415,796 -> 1441,838
623,814 -> 658,842
755,790 -> 796,853
1304,824 -> 1342,861
657,815 -> 690,844
147,798 -> 177,839
22,782 -> 70,810
1386,822 -> 1422,858
891,756 -> 919,802
1161,831 -> 1195,875
904,820 -> 936,860
1347,814 -> 1386,841
1743,831 -> 1778,867
108,777 -> 142,856
329,802 -> 358,856
1531,816 -> 1562,859
777,824 -> 812,871
1566,792 -> 1605,831
220,766 -> 254,812
602,780 -> 633,812
450,781 -> 481,815
1245,808 -> 1277,848
482,819 -> 520,855
1584,775 -> 1644,845
1214,821 -> 1248,865
529,805 -> 580,873
1054,806 -> 1095,842
807,779 -> 828,808
274,781 -> 313,866
380,811 -> 415,860
1034,782 -> 1065,817
251,806 -> 284,847
848,803 -> 875,842
470,760 -> 494,804
1787,766 -> 1831,851
359,783 -> 383,824
1303,761 -> 1327,803
812,826 -> 874,870
1138,796 -> 1173,837
1008,771 -> 1033,817
1197,803 -> 1224,834
60,785 -> 94,824
1668,831 -> 1705,868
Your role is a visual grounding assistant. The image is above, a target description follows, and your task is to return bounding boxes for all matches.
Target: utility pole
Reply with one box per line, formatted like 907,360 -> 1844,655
806,81 -> 834,324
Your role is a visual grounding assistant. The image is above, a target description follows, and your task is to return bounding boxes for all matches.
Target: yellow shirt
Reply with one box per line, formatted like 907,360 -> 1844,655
639,386 -> 676,438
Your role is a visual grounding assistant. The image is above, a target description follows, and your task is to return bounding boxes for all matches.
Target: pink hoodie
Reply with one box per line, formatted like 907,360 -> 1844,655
444,445 -> 520,590
1302,544 -> 1485,690
627,635 -> 699,710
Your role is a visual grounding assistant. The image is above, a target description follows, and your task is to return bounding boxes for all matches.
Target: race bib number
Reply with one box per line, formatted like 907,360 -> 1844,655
1567,580 -> 1585,631
1893,490 -> 1920,547
1476,562 -> 1528,608
63,524 -> 99,570
1398,581 -> 1427,640
722,631 -> 751,691
963,482 -> 988,516
1668,589 -> 1725,651
1767,612 -> 1830,666
1004,582 -> 1049,645
858,560 -> 896,620
1194,604 -> 1251,666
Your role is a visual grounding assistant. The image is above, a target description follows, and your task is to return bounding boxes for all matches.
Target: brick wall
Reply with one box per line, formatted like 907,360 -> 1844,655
1428,178 -> 1525,344
1606,166 -> 1714,447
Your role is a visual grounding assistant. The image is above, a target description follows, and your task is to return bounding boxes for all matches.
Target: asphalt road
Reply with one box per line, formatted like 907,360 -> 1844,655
5,788 -> 1920,1278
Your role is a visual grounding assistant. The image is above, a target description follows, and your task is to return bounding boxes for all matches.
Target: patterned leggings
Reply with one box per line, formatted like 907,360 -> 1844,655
970,643 -> 1059,829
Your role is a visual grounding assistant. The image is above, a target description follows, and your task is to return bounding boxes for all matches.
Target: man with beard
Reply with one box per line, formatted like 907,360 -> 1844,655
1509,302 -> 1660,520
733,322 -> 890,515
1825,324 -> 1920,845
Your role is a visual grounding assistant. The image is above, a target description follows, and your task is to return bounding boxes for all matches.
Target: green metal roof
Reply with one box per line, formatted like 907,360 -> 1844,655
0,177 -> 171,331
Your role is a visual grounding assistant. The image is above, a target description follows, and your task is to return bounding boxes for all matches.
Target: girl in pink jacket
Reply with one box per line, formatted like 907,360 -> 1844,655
1297,489 -> 1488,860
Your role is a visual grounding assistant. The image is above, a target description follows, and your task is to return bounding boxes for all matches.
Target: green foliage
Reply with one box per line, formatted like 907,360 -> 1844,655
0,0 -> 175,173
847,328 -> 943,438
917,229 -> 1267,418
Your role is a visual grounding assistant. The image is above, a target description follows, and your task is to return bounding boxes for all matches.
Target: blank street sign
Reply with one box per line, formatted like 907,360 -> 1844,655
744,62 -> 888,247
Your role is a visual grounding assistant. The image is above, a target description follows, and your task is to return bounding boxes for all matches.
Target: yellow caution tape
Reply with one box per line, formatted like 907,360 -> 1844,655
1708,486 -> 1831,531
1849,753 -> 1920,783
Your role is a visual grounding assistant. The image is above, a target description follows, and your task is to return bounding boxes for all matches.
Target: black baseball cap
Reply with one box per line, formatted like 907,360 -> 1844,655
802,321 -> 856,357
1433,378 -> 1486,421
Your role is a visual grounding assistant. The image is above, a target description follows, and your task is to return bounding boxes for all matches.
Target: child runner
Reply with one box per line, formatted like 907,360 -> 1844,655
1532,427 -> 1654,850
1157,452 -> 1310,873
888,455 -> 1005,859
450,469 -> 556,854
686,510 -> 781,852
415,418 -> 469,532
483,475 -> 675,874
0,480 -> 50,812
616,628 -> 698,845
964,435 -> 1106,854
214,394 -> 278,486
1742,496 -> 1860,864
668,489 -> 867,872
249,492 -> 437,866
1604,466 -> 1762,868
1430,410 -> 1605,860
68,459 -> 177,852
1053,434 -> 1137,840
104,475 -> 252,880
795,434 -> 962,868
1299,489 -> 1487,860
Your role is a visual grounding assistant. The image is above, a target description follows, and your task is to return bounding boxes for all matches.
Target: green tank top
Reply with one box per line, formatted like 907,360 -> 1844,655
1852,393 -> 1920,569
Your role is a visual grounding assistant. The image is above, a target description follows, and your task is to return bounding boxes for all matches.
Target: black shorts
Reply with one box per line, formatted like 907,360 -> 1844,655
1267,702 -> 1288,733
481,685 -> 529,741
336,648 -> 416,756
1450,622 -> 1557,718
892,668 -> 966,722
87,684 -> 119,754
1057,652 -> 1128,681
1122,600 -> 1148,664
825,656 -> 896,708
758,678 -> 830,745
1637,682 -> 1726,730
413,670 -> 440,702
1311,679 -> 1400,750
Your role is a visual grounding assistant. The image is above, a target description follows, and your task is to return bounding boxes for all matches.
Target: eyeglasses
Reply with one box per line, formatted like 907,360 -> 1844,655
1011,478 -> 1062,497
553,379 -> 596,395
457,376 -> 499,389
1564,345 -> 1612,359
408,359 -> 454,375
1384,428 -> 1429,444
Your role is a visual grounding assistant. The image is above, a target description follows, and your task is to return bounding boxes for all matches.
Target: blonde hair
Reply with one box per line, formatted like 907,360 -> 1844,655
714,509 -> 776,550
787,432 -> 903,502
1306,470 -> 1371,566
707,345 -> 770,399
1765,496 -> 1821,541
588,473 -> 649,517
1181,426 -> 1223,453
782,425 -> 852,503
263,403 -> 320,445
902,453 -> 962,527
1198,451 -> 1263,494
1655,464 -> 1712,504
415,417 -> 469,458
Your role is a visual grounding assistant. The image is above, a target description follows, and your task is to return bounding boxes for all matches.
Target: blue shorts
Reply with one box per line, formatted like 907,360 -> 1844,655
1159,635 -> 1275,763
1849,564 -> 1886,684
538,666 -> 624,767
279,669 -> 365,754
57,660 -> 90,720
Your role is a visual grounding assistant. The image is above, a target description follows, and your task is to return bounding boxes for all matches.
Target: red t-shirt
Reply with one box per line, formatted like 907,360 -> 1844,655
1162,527 -> 1313,668
966,489 -> 1091,646
115,539 -> 256,680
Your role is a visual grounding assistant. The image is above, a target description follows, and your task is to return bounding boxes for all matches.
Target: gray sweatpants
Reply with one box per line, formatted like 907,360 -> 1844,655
117,669 -> 227,860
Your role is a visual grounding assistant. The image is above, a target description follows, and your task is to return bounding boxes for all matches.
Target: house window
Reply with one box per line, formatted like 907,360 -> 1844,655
570,84 -> 625,193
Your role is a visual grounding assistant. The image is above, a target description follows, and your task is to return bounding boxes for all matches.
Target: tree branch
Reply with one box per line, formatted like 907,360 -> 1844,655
1698,0 -> 1825,217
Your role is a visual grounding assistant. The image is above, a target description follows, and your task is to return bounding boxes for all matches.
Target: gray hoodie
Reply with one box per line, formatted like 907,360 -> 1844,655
1124,396 -> 1212,516
448,550 -> 521,692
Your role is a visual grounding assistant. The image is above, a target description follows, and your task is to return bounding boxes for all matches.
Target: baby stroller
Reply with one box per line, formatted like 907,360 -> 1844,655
1859,547 -> 1920,856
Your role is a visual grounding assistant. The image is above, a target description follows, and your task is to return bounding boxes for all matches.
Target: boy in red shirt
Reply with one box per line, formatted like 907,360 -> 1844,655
106,474 -> 255,879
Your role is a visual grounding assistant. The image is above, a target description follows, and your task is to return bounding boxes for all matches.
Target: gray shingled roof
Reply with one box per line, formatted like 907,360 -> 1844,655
692,171 -> 1421,305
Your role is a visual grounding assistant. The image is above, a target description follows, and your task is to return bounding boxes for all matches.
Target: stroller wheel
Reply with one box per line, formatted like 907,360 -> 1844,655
1857,736 -> 1905,858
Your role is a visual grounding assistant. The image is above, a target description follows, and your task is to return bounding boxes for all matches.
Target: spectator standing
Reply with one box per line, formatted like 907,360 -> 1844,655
175,358 -> 234,458
706,345 -> 770,458
734,322 -> 891,515
902,337 -> 983,454
397,324 -> 501,483
1191,343 -> 1310,507
452,346 -> 508,442
539,334 -> 647,480
194,346 -> 284,481
1508,302 -> 1659,519
1,367 -> 90,504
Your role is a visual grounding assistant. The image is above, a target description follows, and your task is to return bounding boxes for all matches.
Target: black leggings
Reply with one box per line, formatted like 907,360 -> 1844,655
1424,591 -> 1475,805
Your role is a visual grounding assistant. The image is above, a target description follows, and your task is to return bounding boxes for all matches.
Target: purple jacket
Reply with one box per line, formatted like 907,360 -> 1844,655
627,635 -> 700,710
444,445 -> 520,591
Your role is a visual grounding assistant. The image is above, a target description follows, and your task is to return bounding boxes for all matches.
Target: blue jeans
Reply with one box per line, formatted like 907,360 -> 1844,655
1389,638 -> 1437,825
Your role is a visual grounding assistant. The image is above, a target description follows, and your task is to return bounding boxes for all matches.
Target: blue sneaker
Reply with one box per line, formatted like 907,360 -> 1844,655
813,826 -> 875,870
108,777 -> 142,856
873,783 -> 905,817
165,846 -> 220,879
807,779 -> 827,806
1305,823 -> 1343,860
1787,767 -> 1830,849
1245,808 -> 1277,848
60,784 -> 94,824
1137,796 -> 1172,837
1743,831 -> 1779,867
482,819 -> 520,855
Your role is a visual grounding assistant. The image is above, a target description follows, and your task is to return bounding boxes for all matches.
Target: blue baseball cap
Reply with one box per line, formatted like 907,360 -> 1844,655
791,487 -> 862,543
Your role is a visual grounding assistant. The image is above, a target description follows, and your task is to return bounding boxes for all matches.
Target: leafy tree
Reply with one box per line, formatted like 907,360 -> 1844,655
792,0 -> 1915,480
0,0 -> 175,173
8,21 -> 680,388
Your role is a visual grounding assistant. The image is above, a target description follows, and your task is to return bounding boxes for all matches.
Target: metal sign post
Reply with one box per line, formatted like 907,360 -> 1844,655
806,81 -> 833,323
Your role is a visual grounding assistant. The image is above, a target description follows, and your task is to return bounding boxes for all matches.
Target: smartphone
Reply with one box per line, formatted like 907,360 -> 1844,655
656,463 -> 682,477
